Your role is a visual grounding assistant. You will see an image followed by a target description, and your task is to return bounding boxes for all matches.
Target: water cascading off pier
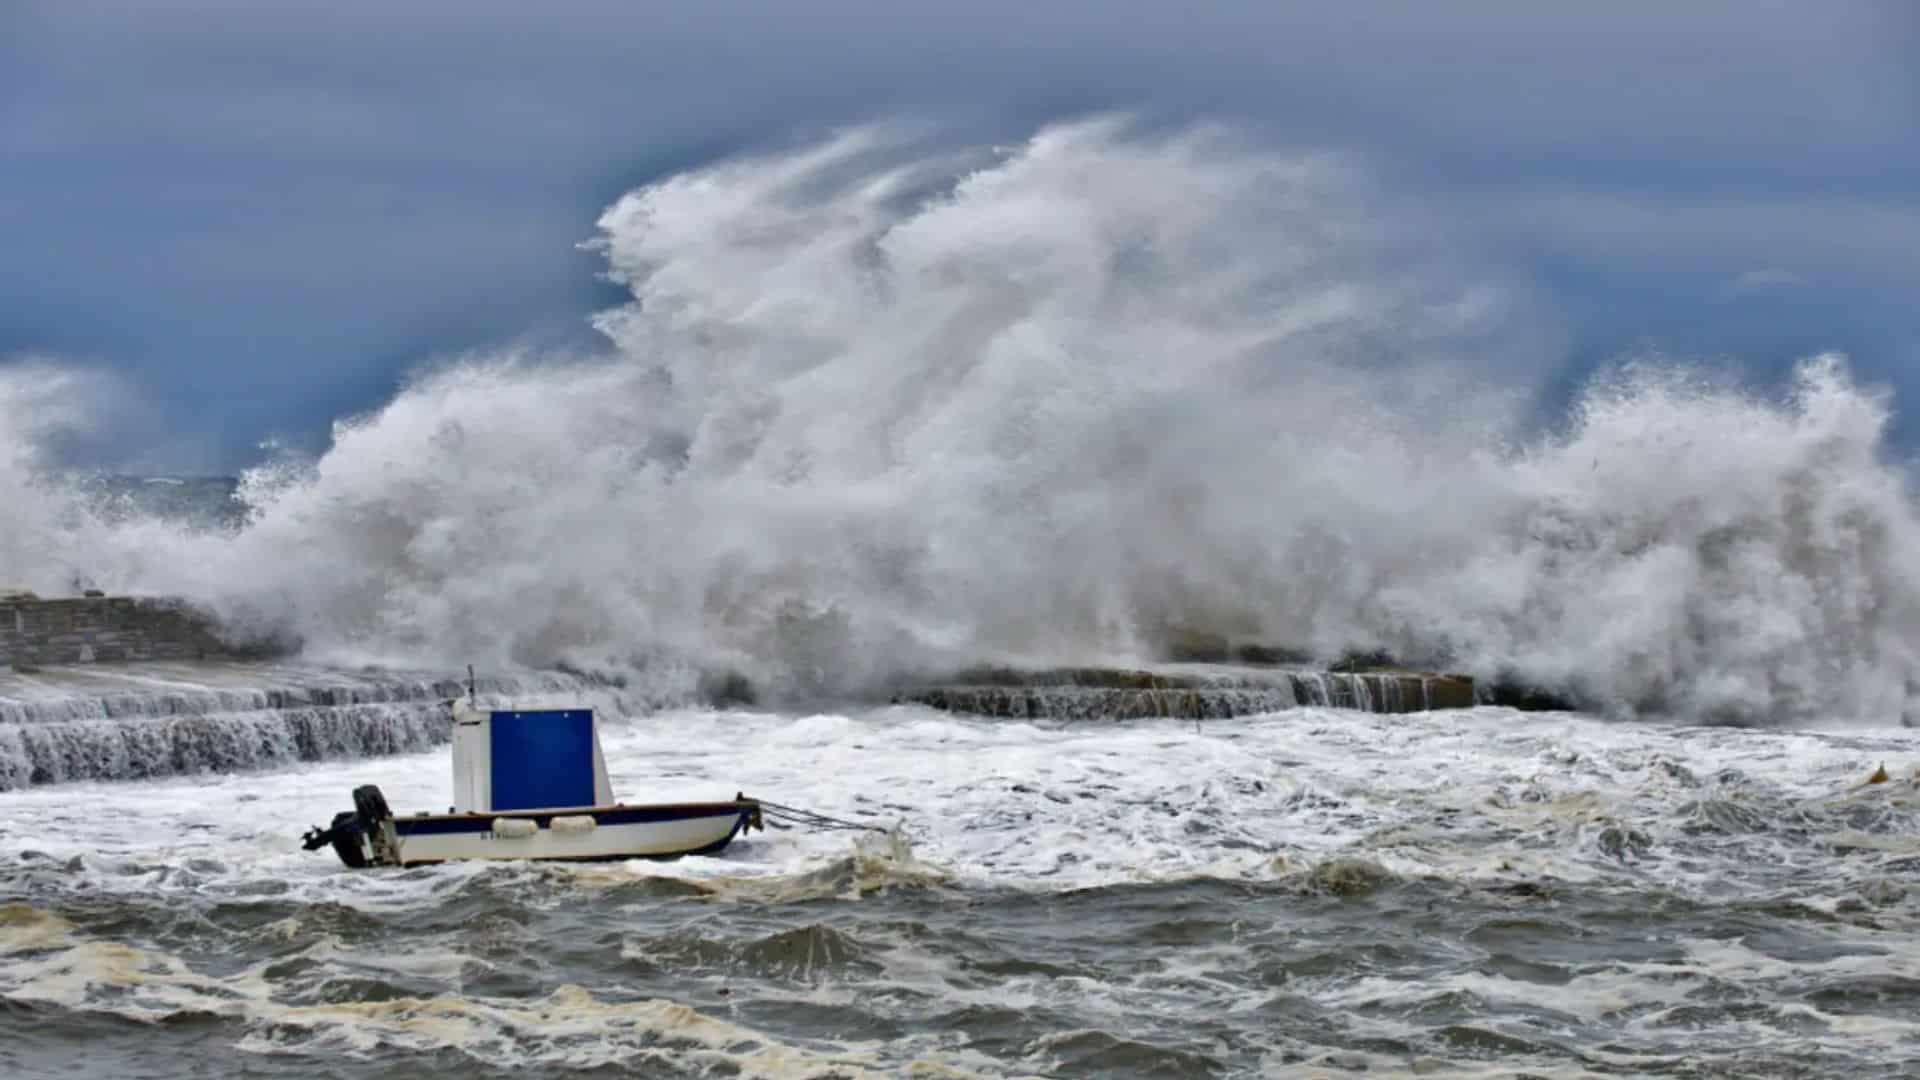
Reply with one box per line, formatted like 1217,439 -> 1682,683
902,664 -> 1477,721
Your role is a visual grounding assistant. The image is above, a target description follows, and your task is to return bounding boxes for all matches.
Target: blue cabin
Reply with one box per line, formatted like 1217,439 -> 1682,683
449,703 -> 615,812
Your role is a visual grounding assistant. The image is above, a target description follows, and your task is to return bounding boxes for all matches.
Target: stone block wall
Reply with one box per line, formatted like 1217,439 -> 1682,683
0,595 -> 250,668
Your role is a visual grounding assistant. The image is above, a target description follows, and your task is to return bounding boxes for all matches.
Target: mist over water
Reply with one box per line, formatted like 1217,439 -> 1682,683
5,120 -> 1918,724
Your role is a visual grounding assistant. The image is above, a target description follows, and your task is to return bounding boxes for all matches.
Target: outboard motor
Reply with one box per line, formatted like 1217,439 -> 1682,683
300,784 -> 394,868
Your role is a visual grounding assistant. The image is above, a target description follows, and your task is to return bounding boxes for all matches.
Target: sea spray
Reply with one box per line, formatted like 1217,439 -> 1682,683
3,121 -> 1917,723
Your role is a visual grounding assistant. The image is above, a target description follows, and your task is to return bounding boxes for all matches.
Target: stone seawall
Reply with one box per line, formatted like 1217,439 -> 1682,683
0,594 -> 264,669
904,665 -> 1477,720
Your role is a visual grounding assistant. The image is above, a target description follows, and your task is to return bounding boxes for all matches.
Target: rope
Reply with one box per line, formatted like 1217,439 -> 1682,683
750,797 -> 888,833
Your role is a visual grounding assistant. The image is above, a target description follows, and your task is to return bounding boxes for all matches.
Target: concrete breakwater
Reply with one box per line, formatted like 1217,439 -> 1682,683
0,663 -> 655,790
904,665 -> 1477,720
0,661 -> 468,789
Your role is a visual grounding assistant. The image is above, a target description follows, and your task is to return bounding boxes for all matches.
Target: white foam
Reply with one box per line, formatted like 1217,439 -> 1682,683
4,123 -> 1917,723
3,703 -> 1914,905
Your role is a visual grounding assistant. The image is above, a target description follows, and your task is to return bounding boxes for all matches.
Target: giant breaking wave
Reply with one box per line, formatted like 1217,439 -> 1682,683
4,120 -> 1917,725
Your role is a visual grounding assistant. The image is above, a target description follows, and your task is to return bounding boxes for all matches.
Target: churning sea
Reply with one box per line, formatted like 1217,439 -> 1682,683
3,665 -> 1918,1078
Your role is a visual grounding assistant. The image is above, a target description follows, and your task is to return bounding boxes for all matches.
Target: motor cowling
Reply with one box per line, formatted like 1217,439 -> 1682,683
353,785 -> 392,826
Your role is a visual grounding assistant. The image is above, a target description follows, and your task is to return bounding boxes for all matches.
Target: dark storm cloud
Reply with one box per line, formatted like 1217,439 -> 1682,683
3,0 -> 1917,467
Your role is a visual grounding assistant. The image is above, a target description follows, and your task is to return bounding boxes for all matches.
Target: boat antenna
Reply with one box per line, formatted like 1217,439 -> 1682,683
467,663 -> 476,705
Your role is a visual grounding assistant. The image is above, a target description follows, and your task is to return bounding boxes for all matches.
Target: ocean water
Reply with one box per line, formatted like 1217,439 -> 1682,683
7,120 -> 1920,1076
2,683 -> 1917,1078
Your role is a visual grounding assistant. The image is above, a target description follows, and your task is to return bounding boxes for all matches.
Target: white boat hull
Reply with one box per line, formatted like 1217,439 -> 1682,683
385,803 -> 756,865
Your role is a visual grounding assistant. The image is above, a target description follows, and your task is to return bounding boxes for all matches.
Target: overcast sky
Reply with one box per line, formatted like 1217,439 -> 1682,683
4,1 -> 1917,470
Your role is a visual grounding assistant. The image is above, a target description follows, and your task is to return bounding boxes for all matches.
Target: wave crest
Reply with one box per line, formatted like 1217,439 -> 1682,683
5,121 -> 1917,724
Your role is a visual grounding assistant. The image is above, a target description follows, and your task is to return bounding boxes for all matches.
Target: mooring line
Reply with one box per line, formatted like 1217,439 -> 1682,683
752,798 -> 888,833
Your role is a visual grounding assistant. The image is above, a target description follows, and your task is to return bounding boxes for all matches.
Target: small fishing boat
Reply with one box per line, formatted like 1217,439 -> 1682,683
301,698 -> 760,868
